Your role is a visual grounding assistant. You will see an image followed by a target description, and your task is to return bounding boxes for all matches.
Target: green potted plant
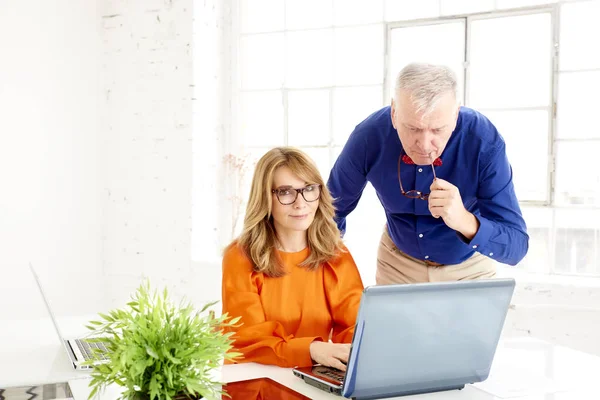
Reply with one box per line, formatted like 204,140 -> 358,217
84,281 -> 241,400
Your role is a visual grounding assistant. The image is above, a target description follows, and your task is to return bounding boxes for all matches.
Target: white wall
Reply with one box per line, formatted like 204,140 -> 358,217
0,1 -> 103,318
99,0 -> 227,310
0,0 -> 228,321
100,0 -> 194,277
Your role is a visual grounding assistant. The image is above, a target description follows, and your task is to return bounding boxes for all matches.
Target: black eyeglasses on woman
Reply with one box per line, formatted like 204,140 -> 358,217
272,184 -> 321,205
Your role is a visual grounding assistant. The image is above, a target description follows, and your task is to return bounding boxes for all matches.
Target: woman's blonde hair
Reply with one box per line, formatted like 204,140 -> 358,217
231,147 -> 344,277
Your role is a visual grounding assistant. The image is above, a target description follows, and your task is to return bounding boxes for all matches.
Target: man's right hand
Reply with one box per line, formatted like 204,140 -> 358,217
309,341 -> 350,371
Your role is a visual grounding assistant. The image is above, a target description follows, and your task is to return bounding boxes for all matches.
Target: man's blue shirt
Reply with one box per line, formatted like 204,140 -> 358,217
327,106 -> 529,266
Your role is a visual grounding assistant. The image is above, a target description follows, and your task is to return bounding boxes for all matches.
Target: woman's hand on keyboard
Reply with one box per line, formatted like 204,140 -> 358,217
309,341 -> 350,371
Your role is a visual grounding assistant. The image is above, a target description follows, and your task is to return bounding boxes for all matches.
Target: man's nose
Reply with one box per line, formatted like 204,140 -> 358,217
416,132 -> 435,150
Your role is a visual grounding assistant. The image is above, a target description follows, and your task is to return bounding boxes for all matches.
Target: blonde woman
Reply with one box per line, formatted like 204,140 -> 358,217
222,147 -> 364,371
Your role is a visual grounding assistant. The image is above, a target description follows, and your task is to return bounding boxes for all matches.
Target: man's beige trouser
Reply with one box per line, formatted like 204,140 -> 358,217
376,226 -> 497,285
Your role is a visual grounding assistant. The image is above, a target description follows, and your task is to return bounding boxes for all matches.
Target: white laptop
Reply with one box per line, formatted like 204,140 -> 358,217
30,263 -> 109,370
293,278 -> 516,399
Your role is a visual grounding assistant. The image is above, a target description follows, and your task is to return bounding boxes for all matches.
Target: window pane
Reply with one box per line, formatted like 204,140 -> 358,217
240,91 -> 284,147
484,110 -> 549,202
334,25 -> 385,86
333,86 -> 383,146
440,0 -> 494,16
240,34 -> 284,90
334,0 -> 383,25
497,0 -> 557,9
299,147 -> 331,180
286,30 -> 333,88
389,22 -> 465,101
286,0 -> 333,30
469,13 -> 552,109
384,0 -> 440,21
560,1 -> 600,70
557,71 -> 600,139
517,207 -> 552,273
240,0 -> 284,33
288,90 -> 330,146
555,142 -> 600,206
554,209 -> 600,276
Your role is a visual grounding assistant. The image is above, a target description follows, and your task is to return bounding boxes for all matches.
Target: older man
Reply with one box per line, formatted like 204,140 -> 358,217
328,62 -> 528,284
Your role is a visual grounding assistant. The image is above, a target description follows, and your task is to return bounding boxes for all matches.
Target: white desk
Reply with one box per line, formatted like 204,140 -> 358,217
1,272 -> 598,399
189,342 -> 600,399
3,330 -> 599,400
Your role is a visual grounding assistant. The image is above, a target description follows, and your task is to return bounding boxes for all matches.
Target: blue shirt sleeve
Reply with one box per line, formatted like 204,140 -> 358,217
462,141 -> 529,266
327,129 -> 369,235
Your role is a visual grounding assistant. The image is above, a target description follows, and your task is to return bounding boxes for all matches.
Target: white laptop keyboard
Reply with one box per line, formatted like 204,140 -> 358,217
76,339 -> 109,361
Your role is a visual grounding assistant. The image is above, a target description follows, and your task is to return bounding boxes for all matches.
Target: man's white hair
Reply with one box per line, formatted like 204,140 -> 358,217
394,62 -> 458,116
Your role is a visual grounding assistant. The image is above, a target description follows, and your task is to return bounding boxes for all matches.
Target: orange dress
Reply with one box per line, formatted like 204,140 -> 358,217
221,244 -> 364,368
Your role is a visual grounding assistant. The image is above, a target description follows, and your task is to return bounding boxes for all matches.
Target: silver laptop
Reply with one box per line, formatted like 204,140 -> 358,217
30,263 -> 109,370
293,278 -> 515,399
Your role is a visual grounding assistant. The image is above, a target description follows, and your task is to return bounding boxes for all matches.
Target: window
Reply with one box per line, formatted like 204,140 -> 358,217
232,0 -> 600,278
234,0 -> 387,280
555,1 -> 600,208
469,12 -> 553,204
388,11 -> 553,204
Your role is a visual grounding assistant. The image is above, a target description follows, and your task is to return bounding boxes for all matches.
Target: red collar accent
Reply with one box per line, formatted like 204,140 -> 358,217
402,154 -> 442,166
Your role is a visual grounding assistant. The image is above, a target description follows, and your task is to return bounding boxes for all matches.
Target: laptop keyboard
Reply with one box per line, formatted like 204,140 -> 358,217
314,366 -> 345,382
76,339 -> 109,361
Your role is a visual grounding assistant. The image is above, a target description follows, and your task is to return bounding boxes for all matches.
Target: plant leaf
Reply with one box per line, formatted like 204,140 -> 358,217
146,346 -> 159,359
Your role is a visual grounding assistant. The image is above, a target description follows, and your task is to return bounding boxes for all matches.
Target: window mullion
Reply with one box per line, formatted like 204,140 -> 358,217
549,4 -> 560,207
